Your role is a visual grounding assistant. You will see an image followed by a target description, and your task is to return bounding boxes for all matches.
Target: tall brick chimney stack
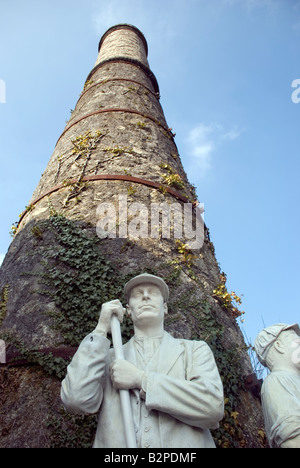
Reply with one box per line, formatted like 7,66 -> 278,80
20,23 -> 189,226
0,25 -> 265,448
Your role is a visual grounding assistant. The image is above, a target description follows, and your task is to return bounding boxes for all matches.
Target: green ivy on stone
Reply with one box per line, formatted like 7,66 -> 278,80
35,215 -> 134,346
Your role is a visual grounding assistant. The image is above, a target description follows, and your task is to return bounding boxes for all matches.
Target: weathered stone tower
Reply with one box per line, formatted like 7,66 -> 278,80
0,25 -> 265,448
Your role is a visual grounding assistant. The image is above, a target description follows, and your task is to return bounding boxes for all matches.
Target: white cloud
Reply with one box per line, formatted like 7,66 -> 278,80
185,123 -> 216,176
221,127 -> 243,141
184,122 -> 242,177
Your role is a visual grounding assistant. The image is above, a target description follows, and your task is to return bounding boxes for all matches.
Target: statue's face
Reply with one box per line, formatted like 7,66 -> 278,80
288,331 -> 300,372
278,330 -> 300,373
127,282 -> 167,326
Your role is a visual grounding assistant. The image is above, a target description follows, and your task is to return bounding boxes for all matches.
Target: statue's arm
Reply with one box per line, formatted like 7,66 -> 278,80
61,299 -> 124,414
281,435 -> 300,448
60,332 -> 110,415
261,373 -> 300,448
144,341 -> 224,429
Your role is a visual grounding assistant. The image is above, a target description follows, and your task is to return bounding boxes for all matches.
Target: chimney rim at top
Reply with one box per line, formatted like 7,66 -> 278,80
98,23 -> 148,57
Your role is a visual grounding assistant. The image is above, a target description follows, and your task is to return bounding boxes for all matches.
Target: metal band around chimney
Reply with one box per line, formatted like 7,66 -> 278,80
56,107 -> 174,147
85,58 -> 160,95
77,78 -> 159,108
0,346 -> 78,368
18,174 -> 193,225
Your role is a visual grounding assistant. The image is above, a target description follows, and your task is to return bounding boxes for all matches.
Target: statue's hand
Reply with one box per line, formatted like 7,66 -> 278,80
94,299 -> 125,336
110,359 -> 144,390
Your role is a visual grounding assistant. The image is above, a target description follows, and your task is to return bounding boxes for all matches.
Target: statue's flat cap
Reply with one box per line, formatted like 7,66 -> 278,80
124,273 -> 169,303
254,323 -> 300,367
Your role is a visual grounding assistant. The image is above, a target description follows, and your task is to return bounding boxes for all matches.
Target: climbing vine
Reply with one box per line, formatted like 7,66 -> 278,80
57,130 -> 104,205
159,163 -> 185,190
0,285 -> 9,327
213,272 -> 245,320
47,410 -> 98,448
32,215 -> 134,346
10,205 -> 35,237
103,145 -> 133,157
82,79 -> 94,92
175,240 -> 196,268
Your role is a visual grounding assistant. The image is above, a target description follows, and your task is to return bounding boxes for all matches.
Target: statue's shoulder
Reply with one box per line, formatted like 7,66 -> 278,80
166,332 -> 210,351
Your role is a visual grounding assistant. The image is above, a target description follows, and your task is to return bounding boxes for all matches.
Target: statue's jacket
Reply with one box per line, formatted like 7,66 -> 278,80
260,370 -> 300,448
61,331 -> 224,448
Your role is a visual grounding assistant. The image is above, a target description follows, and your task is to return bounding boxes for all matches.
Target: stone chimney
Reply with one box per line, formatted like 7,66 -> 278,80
0,25 -> 266,448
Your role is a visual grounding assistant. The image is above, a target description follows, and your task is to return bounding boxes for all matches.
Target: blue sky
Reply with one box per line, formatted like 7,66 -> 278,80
0,0 -> 299,352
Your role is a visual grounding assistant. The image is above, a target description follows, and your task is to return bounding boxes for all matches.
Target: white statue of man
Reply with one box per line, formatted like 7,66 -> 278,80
61,273 -> 224,448
255,323 -> 300,448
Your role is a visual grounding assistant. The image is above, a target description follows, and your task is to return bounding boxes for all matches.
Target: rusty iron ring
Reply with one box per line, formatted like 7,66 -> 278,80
55,107 -> 174,147
85,57 -> 159,95
18,174 -> 195,225
77,78 -> 159,109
